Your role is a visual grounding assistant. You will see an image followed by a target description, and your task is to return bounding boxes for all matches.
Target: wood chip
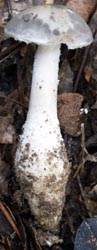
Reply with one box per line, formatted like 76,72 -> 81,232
58,93 -> 84,136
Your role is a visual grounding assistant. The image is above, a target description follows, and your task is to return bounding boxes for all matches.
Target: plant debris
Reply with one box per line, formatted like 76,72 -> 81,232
0,1 -> 97,250
58,93 -> 84,136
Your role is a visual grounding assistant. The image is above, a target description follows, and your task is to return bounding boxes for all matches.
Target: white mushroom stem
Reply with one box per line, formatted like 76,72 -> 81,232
27,44 -> 60,126
15,44 -> 70,238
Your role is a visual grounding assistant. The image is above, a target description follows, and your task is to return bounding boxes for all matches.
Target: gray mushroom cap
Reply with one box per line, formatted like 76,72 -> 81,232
5,5 -> 93,49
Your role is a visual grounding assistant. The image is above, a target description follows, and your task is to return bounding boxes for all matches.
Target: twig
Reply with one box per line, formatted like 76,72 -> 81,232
73,12 -> 97,92
0,42 -> 24,64
73,45 -> 91,92
77,175 -> 92,217
74,123 -> 97,178
0,201 -> 21,239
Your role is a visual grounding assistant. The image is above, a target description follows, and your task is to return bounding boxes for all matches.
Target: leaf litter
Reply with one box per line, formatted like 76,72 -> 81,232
0,1 -> 97,250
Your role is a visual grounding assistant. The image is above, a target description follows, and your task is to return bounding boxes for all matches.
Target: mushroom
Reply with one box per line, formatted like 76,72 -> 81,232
5,5 -> 93,245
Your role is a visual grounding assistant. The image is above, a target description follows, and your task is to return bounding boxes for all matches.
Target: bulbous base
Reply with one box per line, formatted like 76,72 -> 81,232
15,139 -> 70,238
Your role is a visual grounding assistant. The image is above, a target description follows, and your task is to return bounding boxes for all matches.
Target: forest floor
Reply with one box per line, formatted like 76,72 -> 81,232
0,1 -> 97,250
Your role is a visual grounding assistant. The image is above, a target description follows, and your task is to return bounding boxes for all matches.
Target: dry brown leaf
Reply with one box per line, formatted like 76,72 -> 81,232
84,65 -> 92,82
58,93 -> 84,136
66,0 -> 97,21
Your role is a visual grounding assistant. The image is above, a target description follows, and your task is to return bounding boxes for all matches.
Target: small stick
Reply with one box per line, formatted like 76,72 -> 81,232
73,45 -> 91,92
0,201 -> 21,239
77,175 -> 92,218
73,123 -> 85,177
73,11 -> 97,93
0,43 -> 24,64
